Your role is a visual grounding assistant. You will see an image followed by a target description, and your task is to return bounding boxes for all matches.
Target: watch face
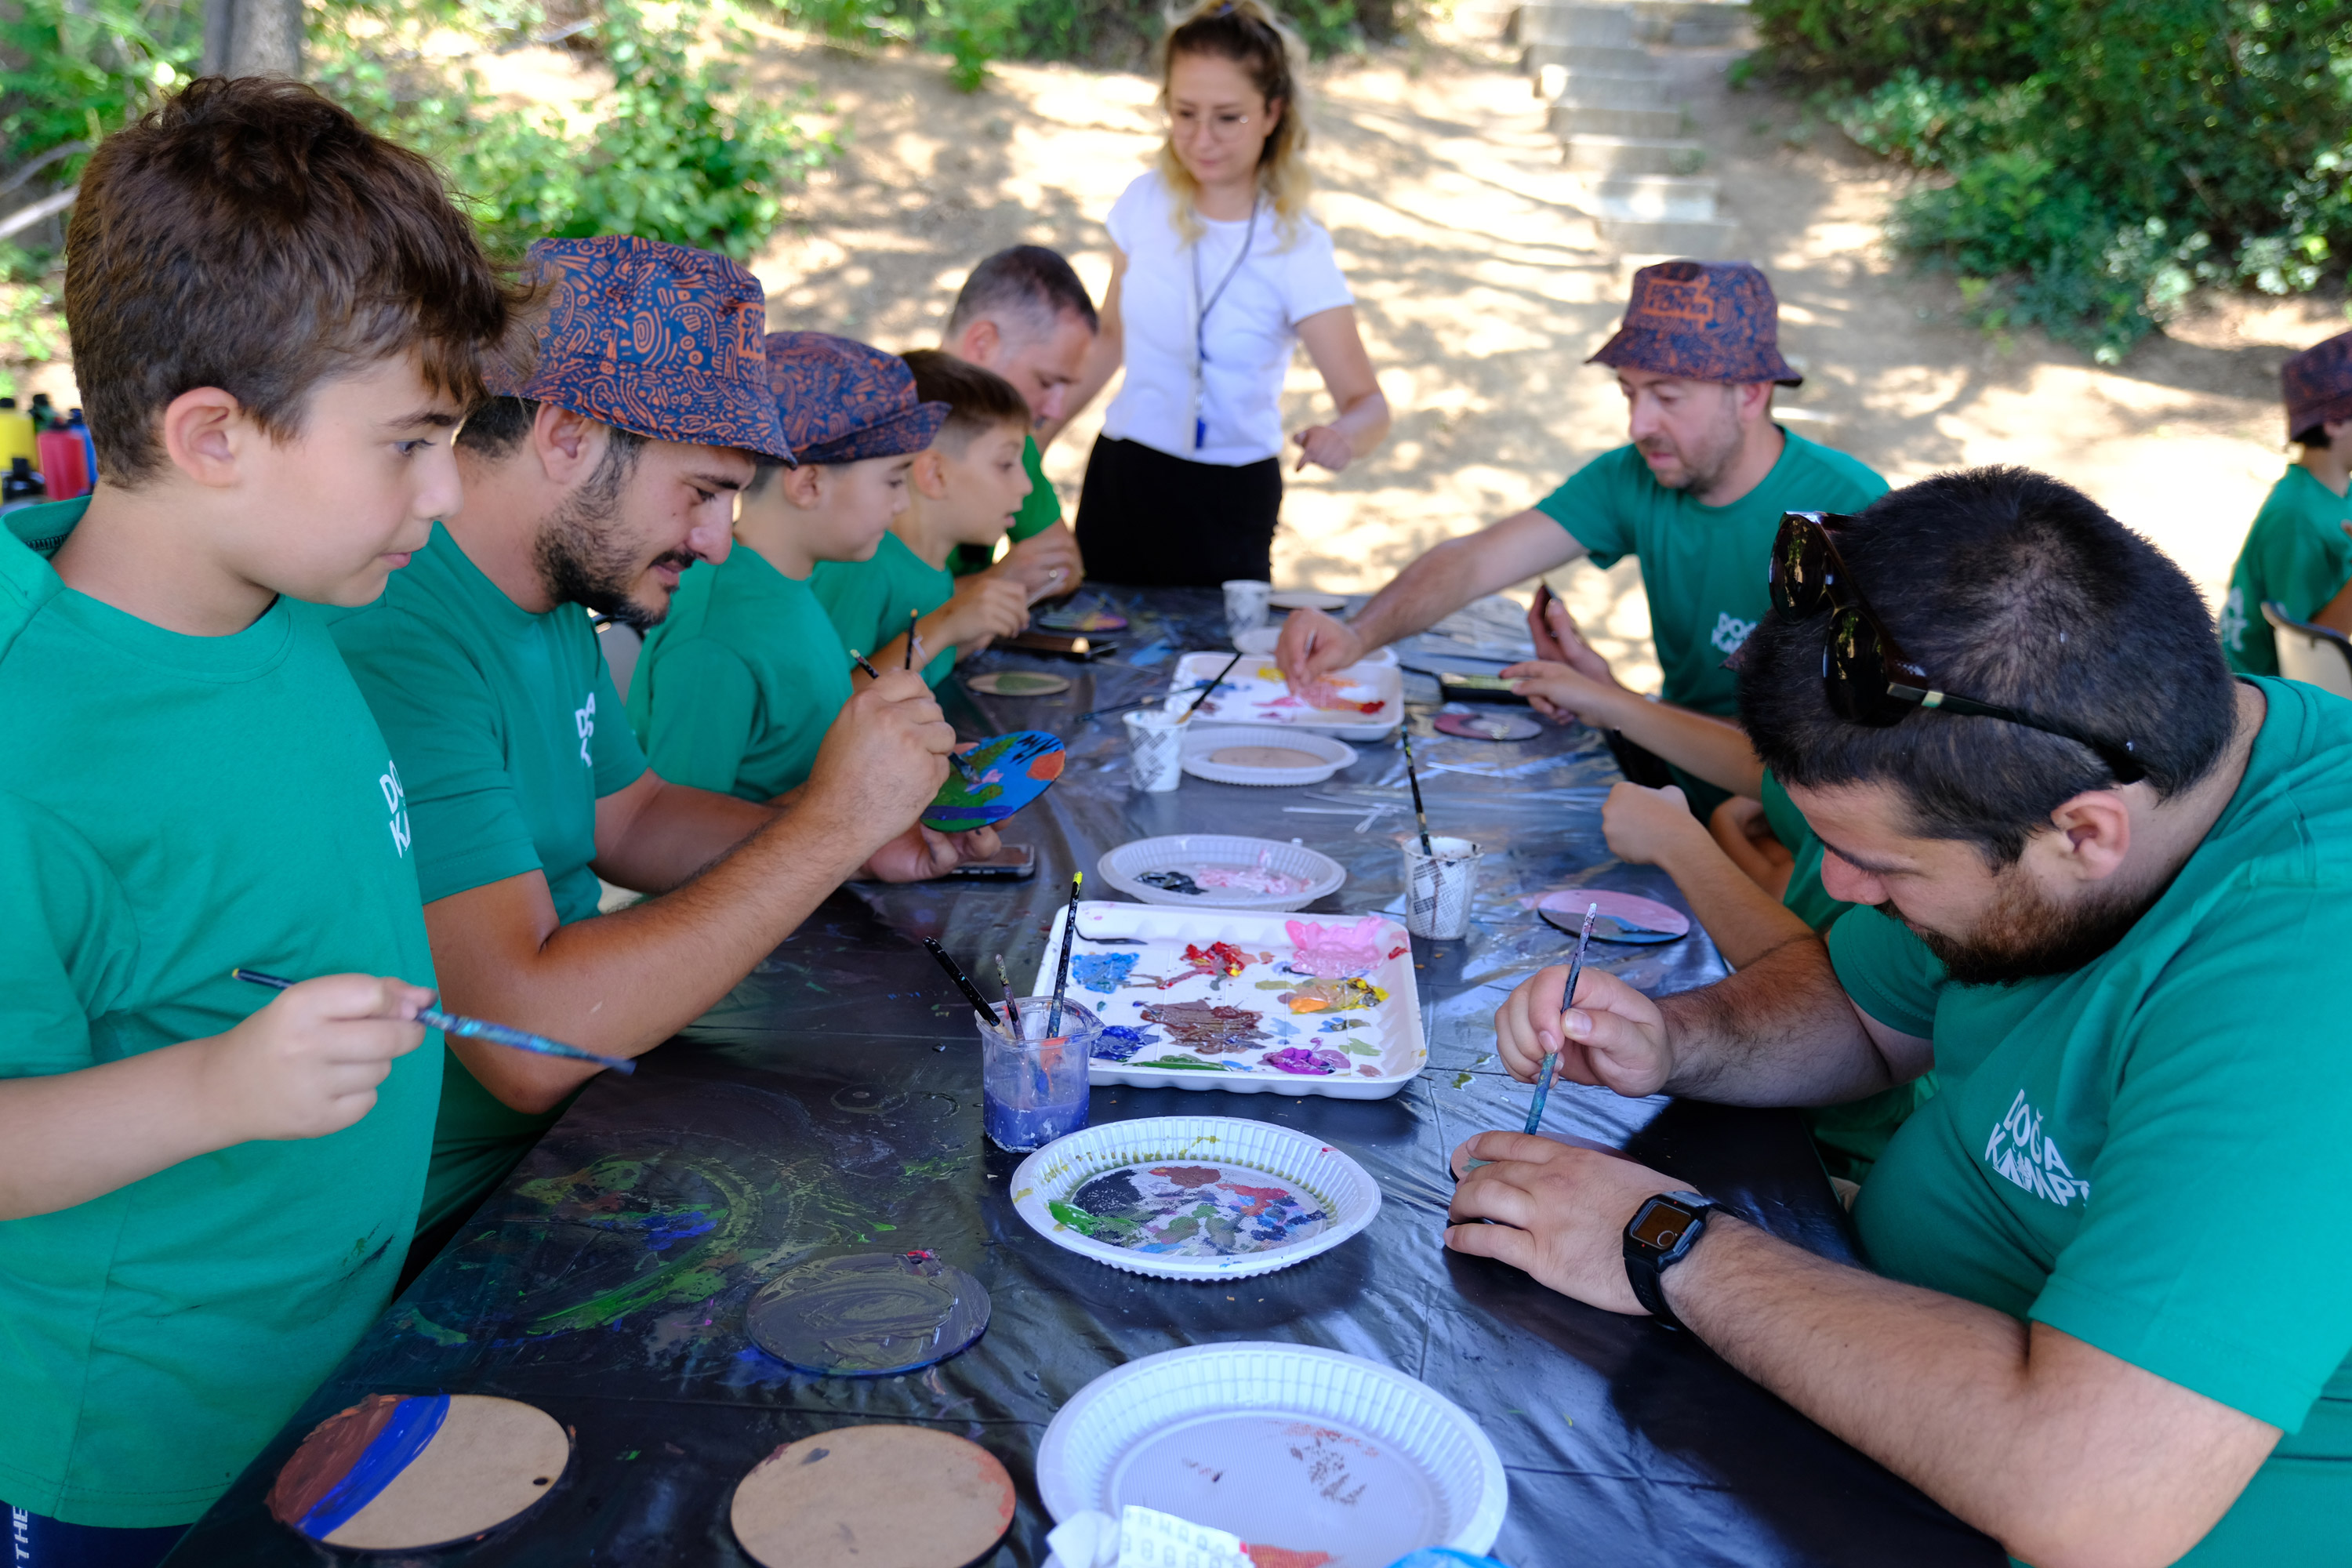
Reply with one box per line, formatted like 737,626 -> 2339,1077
1628,1196 -> 1697,1253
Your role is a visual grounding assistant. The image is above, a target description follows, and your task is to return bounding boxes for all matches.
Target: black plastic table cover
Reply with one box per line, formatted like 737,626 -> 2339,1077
165,587 -> 2000,1568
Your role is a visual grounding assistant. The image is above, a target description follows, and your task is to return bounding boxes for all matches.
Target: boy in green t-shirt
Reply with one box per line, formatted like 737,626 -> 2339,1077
629,331 -> 949,799
0,80 -> 514,1560
2219,328 -> 2352,675
811,350 -> 1037,686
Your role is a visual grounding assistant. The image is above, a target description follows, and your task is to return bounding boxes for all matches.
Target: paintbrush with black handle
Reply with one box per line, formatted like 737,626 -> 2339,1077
853,648 -> 980,785
1179,651 -> 1245,723
922,938 -> 1007,1035
1047,870 -> 1082,1034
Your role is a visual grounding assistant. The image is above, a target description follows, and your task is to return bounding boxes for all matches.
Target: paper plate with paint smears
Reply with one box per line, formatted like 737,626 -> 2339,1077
923,731 -> 1065,832
1037,1343 -> 1506,1563
1011,1116 -> 1379,1281
267,1393 -> 570,1552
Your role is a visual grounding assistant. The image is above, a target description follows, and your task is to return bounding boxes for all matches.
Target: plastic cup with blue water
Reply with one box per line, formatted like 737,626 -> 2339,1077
980,998 -> 1102,1152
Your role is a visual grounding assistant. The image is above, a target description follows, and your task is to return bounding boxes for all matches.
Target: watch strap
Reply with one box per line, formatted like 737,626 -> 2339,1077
1624,1192 -> 1719,1332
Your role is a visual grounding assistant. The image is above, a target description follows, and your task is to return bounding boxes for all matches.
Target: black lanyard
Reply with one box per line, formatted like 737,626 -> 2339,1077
1192,201 -> 1261,450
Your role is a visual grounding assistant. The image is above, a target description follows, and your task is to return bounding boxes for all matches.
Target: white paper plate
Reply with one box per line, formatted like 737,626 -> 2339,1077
1010,1116 -> 1379,1281
1175,652 -> 1403,741
1230,626 -> 1399,666
1037,1343 -> 1507,1562
1181,725 -> 1359,786
1097,835 -> 1346,913
1039,902 -> 1425,1099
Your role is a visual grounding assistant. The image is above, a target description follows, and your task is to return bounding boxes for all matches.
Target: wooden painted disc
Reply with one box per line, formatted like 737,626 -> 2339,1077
965,670 -> 1073,697
1434,710 -> 1542,742
1208,746 -> 1328,770
745,1250 -> 991,1377
923,731 -> 1066,833
267,1392 -> 569,1552
730,1426 -> 1014,1568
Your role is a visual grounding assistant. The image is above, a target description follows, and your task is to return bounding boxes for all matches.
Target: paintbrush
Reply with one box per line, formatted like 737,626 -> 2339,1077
1047,870 -> 1082,1033
1523,902 -> 1598,1134
1399,728 -> 1436,858
1076,681 -> 1212,723
854,648 -> 980,785
904,608 -> 919,670
994,953 -> 1021,1029
921,938 -> 1007,1034
1179,650 -> 1245,723
231,967 -> 637,1075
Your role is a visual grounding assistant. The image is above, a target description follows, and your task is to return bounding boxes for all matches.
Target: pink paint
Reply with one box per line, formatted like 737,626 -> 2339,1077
1283,915 -> 1388,978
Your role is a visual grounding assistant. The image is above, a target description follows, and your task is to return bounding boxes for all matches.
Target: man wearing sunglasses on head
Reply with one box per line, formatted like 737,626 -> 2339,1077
1450,466 -> 2352,1566
1275,258 -> 1886,813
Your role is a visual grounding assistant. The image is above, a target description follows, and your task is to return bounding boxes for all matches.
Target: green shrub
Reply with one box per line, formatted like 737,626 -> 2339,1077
0,0 -> 200,172
1756,0 -> 2352,362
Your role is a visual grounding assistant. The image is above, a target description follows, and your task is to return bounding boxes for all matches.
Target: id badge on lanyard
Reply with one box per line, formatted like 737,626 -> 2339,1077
1191,201 -> 1260,452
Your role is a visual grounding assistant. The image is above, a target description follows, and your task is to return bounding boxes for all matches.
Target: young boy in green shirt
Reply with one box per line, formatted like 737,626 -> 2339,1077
811,350 -> 1038,685
2219,328 -> 2352,674
628,332 -> 949,799
0,79 -> 514,1561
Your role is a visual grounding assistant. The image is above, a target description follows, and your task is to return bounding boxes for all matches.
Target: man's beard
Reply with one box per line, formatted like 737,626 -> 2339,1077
1897,867 -> 2161,986
532,458 -> 691,632
1638,403 -> 1744,495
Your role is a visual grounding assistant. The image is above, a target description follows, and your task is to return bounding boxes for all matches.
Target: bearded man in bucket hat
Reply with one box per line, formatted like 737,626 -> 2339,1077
2217,327 -> 2352,676
1276,260 -> 1887,810
332,238 -> 998,1269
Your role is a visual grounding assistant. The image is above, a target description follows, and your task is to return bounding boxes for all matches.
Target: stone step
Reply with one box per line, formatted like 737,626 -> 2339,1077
1548,100 -> 1684,139
1573,172 -> 1720,223
1544,70 -> 1664,110
1514,3 -> 1635,48
1598,214 -> 1742,258
1524,42 -> 1656,78
1564,132 -> 1705,175
1628,0 -> 1755,46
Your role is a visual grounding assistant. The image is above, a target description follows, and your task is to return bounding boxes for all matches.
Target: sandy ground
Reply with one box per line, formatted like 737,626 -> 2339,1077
27,12 -> 2340,692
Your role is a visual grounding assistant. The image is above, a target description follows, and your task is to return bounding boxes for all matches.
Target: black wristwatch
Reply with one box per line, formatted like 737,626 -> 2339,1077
1622,1191 -> 1720,1332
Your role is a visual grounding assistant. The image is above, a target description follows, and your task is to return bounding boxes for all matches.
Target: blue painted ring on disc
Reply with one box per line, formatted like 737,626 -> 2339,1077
746,1251 -> 991,1377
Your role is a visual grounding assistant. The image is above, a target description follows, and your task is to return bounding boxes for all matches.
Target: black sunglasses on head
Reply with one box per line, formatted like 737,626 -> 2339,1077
1767,511 -> 2147,785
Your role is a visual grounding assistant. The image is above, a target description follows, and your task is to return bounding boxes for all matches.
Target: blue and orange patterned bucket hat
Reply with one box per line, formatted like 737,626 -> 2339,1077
488,236 -> 795,463
765,332 -> 948,465
1588,260 -> 1802,387
2282,329 -> 2352,441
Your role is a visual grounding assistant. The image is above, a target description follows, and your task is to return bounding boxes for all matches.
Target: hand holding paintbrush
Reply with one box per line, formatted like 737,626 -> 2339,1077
851,649 -> 980,785
1523,902 -> 1598,1133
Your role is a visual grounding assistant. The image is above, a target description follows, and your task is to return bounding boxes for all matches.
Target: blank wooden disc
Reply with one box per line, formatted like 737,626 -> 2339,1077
268,1392 -> 570,1552
1210,746 -> 1328,770
730,1426 -> 1014,1568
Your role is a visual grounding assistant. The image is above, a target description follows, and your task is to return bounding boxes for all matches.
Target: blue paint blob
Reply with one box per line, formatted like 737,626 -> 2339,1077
1071,953 -> 1138,993
1091,1025 -> 1156,1063
297,1393 -> 450,1540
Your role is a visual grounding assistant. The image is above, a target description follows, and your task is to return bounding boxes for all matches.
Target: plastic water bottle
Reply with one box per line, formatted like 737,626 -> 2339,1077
66,408 -> 93,488
0,398 -> 34,470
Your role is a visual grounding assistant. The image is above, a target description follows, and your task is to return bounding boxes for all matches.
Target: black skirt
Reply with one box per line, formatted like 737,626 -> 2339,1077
1073,435 -> 1283,586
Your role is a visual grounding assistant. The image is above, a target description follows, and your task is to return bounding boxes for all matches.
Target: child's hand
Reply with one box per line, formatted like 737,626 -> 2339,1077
994,523 -> 1084,603
933,575 -> 1031,656
1498,658 -> 1630,728
1601,782 -> 1707,868
202,975 -> 433,1142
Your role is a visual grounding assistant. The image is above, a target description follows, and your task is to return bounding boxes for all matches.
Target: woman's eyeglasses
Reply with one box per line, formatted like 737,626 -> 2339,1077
1767,510 -> 2147,784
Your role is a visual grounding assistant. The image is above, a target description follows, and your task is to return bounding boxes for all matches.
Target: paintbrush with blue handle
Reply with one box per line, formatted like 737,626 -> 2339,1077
232,967 -> 637,1075
1523,901 -> 1597,1134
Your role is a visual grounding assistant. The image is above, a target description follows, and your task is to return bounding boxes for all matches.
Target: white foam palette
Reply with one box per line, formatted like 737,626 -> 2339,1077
1036,902 -> 1425,1100
1174,651 -> 1403,741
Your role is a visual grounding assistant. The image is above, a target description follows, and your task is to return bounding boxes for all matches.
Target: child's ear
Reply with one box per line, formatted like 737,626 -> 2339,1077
780,463 -> 826,510
159,387 -> 248,489
912,448 -> 949,499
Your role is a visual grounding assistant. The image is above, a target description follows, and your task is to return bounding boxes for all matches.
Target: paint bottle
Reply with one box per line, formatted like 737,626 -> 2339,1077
0,456 -> 43,509
66,408 -> 93,488
0,398 -> 32,469
27,391 -> 53,434
35,423 -> 85,500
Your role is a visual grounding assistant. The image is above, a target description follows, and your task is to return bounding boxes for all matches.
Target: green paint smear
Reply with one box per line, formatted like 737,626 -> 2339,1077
1050,1200 -> 1142,1241
517,1153 -> 764,1335
393,1306 -> 469,1346
1131,1054 -> 1232,1072
1452,1071 -> 1474,1088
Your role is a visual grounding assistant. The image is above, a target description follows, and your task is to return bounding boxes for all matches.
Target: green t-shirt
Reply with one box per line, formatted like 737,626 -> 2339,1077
1537,428 -> 1889,717
811,529 -> 958,687
1759,768 -> 1934,1178
1834,677 -> 2352,1562
2219,465 -> 2352,677
952,431 -> 1057,575
330,523 -> 648,1233
0,499 -> 442,1528
627,546 -> 853,800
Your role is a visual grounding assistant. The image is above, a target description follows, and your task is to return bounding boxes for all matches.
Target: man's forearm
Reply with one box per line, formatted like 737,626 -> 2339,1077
1348,532 -> 1505,650
1665,1220 -> 2270,1568
1647,832 -> 1812,971
593,778 -> 775,895
1657,939 -> 1896,1104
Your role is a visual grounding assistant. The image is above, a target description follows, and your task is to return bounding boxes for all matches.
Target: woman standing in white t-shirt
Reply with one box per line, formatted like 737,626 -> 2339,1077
1065,0 -> 1389,586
